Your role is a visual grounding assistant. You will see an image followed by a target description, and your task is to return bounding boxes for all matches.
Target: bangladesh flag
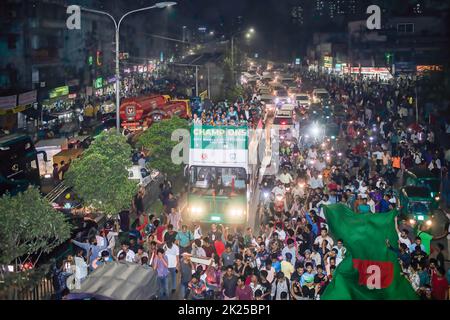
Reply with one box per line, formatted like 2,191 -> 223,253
321,204 -> 419,300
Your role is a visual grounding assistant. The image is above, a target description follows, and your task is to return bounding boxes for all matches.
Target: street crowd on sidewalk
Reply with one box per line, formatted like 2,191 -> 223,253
52,66 -> 450,301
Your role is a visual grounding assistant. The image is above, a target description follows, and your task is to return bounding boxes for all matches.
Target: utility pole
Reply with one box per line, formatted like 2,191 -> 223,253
195,65 -> 199,97
415,85 -> 419,123
207,65 -> 211,99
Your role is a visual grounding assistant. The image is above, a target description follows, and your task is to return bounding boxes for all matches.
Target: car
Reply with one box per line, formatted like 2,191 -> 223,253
312,88 -> 330,104
279,104 -> 296,112
399,186 -> 435,227
273,109 -> 293,129
295,94 -> 311,108
404,167 -> 441,207
258,87 -> 272,96
273,89 -> 293,105
260,94 -> 275,104
128,165 -> 160,188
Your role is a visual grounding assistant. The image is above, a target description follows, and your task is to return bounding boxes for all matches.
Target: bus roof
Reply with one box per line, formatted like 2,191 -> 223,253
402,186 -> 432,199
406,167 -> 440,179
0,134 -> 31,146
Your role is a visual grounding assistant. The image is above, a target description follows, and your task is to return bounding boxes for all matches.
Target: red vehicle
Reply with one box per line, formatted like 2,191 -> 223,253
119,94 -> 169,130
147,100 -> 190,126
120,95 -> 190,130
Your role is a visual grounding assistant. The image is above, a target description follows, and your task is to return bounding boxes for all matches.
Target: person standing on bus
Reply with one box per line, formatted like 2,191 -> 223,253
53,163 -> 60,185
59,160 -> 70,180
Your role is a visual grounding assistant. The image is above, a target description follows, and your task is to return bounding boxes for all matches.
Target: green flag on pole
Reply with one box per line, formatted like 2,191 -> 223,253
321,204 -> 419,300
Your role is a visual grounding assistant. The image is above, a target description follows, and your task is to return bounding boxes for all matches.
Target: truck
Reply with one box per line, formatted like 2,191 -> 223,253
187,125 -> 259,225
404,167 -> 441,208
119,94 -> 169,130
119,94 -> 191,131
399,185 -> 434,227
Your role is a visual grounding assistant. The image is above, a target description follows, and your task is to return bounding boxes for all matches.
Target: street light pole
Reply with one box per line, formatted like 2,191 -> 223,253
207,65 -> 211,99
80,2 -> 177,133
230,28 -> 254,86
195,65 -> 199,97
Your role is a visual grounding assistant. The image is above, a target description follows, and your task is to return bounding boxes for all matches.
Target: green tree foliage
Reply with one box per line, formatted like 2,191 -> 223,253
219,55 -> 245,102
0,187 -> 71,265
138,116 -> 189,177
65,131 -> 137,215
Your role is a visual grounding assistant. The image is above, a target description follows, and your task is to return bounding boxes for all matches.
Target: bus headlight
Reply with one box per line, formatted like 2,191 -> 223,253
263,192 -> 269,199
190,206 -> 204,215
409,219 -> 416,225
229,208 -> 244,217
426,220 -> 432,226
435,196 -> 440,201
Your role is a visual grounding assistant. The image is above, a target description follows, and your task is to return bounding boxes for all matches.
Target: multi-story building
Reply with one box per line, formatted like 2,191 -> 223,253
347,14 -> 449,69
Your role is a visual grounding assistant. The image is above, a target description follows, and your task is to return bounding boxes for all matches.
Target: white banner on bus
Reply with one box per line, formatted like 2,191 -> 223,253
189,148 -> 248,169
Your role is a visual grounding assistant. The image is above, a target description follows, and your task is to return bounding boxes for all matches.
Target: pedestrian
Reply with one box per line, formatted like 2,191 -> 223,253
236,276 -> 254,300
71,235 -> 108,271
153,248 -> 170,299
179,253 -> 194,299
221,266 -> 238,300
271,271 -> 290,300
164,240 -> 180,294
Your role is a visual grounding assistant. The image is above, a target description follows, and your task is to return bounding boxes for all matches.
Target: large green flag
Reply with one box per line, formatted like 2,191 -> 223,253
321,204 -> 419,300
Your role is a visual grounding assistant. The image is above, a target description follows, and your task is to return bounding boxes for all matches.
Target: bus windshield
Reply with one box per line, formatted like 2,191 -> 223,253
0,135 -> 41,196
419,179 -> 440,193
189,166 -> 247,197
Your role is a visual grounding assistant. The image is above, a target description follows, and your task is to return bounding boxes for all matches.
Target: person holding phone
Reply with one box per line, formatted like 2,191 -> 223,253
153,248 -> 170,299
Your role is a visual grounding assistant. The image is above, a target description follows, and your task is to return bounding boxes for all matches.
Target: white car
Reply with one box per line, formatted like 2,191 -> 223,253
295,94 -> 311,107
312,88 -> 330,104
272,109 -> 294,130
273,89 -> 292,105
128,165 -> 159,188
279,104 -> 296,112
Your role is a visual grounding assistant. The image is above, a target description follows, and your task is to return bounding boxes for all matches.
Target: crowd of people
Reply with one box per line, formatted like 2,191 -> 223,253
190,99 -> 263,128
51,66 -> 450,301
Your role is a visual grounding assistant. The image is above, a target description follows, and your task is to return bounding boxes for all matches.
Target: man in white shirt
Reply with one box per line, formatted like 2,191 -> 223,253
398,230 -> 412,248
193,223 -> 202,240
164,241 -> 180,294
309,173 -> 324,189
272,181 -> 286,197
314,228 -> 334,251
316,195 -> 331,219
278,169 -> 293,185
117,243 -> 136,263
275,224 -> 287,241
138,154 -> 146,169
308,148 -> 317,160
358,181 -> 368,195
168,207 -> 182,231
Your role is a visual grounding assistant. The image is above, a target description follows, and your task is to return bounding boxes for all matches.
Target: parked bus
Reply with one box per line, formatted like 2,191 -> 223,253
0,134 -> 47,196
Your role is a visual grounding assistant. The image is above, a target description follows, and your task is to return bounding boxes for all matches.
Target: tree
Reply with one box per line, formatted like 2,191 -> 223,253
138,116 -> 189,177
219,55 -> 245,102
65,131 -> 137,216
0,187 -> 71,266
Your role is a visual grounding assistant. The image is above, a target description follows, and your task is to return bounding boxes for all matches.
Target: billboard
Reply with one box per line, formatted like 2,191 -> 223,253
49,86 -> 69,99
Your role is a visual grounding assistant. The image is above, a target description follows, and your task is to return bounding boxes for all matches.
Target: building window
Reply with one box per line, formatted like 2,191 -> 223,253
397,23 -> 414,33
31,35 -> 39,49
